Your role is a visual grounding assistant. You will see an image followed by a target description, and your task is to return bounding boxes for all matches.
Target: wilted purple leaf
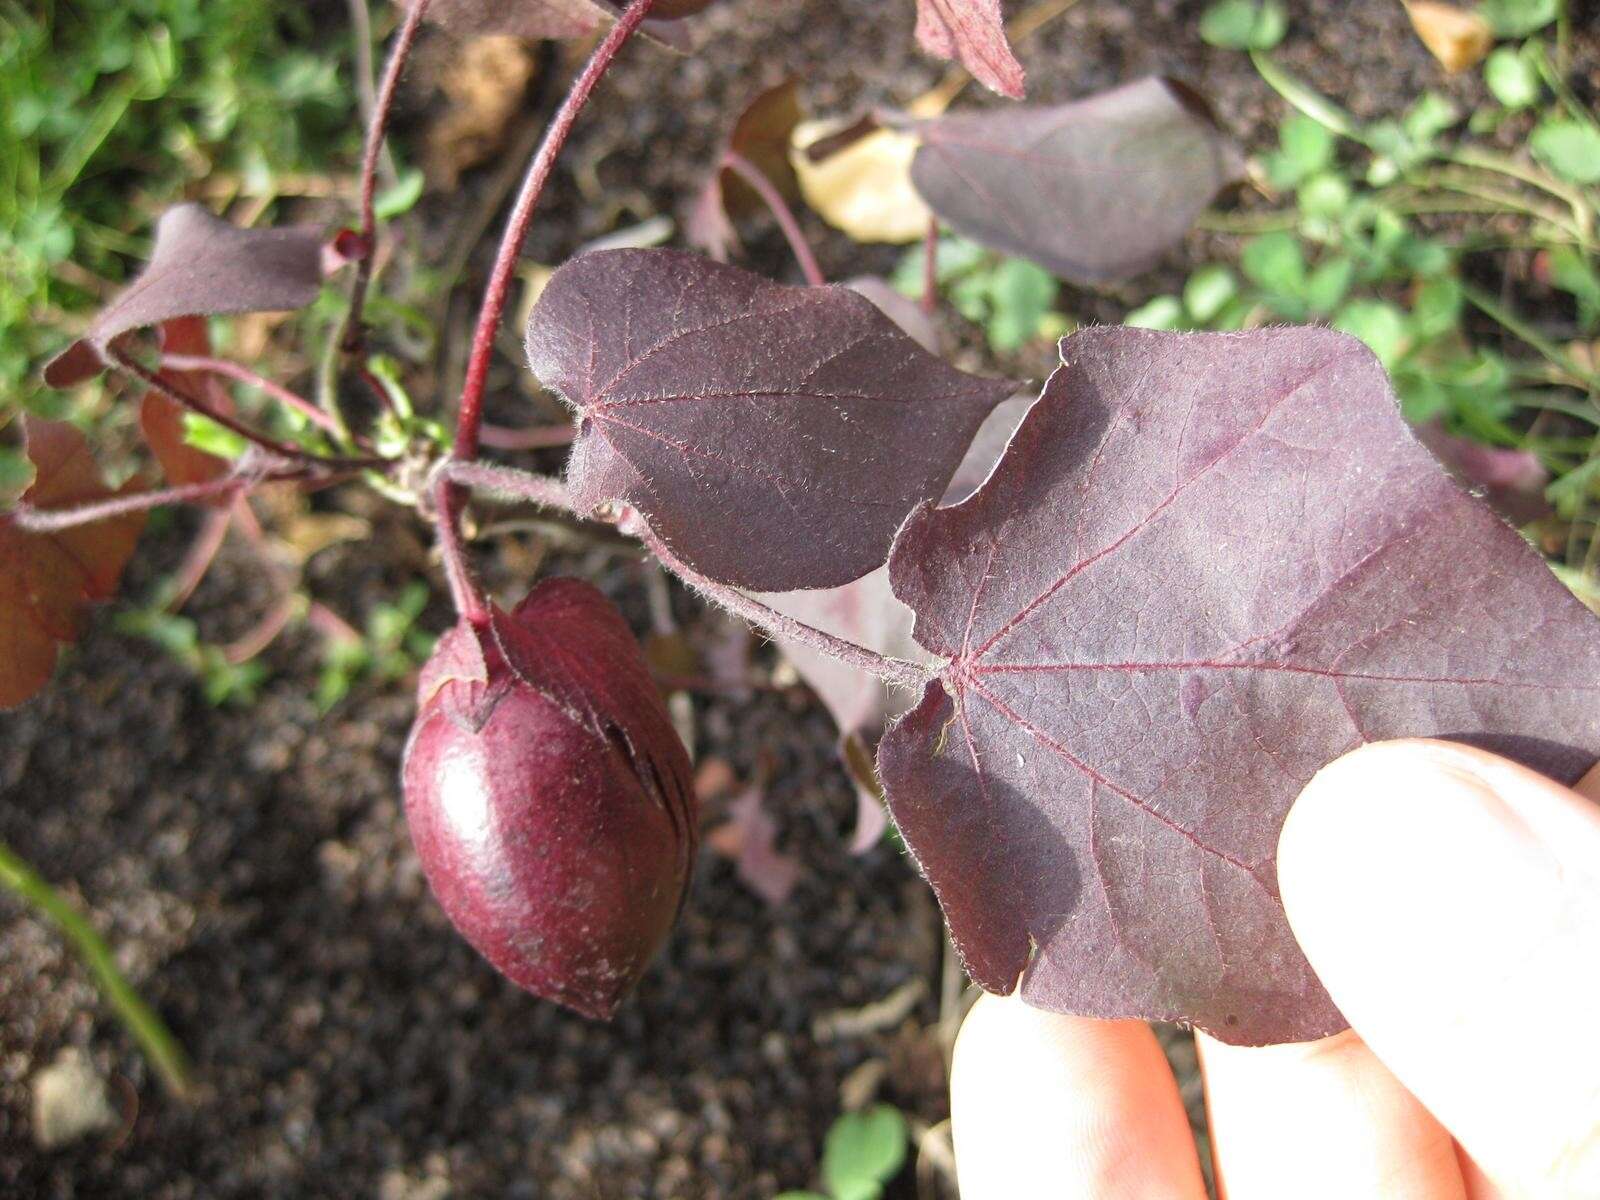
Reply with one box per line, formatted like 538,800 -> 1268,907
914,0 -> 1025,99
878,326 -> 1600,1045
910,77 -> 1245,284
44,205 -> 326,388
706,786 -> 802,905
525,249 -> 1014,590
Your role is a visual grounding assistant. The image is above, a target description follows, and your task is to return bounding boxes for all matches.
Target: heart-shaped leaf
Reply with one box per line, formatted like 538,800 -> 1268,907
1,419 -> 146,708
525,249 -> 1014,590
43,205 -> 326,388
685,78 -> 805,261
914,0 -> 1025,99
910,77 -> 1246,284
878,326 -> 1600,1045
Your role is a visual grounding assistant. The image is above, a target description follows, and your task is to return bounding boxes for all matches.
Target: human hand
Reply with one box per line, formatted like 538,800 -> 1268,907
950,739 -> 1600,1198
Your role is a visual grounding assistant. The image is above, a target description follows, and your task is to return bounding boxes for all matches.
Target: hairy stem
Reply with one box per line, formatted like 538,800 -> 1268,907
0,839 -> 193,1101
722,149 -> 825,287
626,516 -> 932,689
11,475 -> 294,533
438,460 -> 574,509
159,354 -> 342,436
433,0 -> 655,627
453,0 -> 659,463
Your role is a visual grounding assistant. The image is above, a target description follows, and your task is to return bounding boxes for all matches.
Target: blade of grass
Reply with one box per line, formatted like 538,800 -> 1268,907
0,839 -> 194,1101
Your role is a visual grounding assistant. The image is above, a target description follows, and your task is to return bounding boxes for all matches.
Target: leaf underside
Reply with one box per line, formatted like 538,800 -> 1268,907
910,77 -> 1246,284
43,204 -> 324,388
0,419 -> 146,708
914,0 -> 1026,99
525,249 -> 1014,591
879,326 -> 1600,1045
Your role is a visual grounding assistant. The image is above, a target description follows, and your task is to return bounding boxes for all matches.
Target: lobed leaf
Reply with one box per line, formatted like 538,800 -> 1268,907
909,77 -> 1245,284
525,249 -> 1014,591
914,0 -> 1025,99
878,326 -> 1600,1044
0,419 -> 146,708
43,205 -> 325,388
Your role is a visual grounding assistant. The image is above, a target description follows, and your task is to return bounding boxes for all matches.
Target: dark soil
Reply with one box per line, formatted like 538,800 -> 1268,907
3,1 -> 1592,1196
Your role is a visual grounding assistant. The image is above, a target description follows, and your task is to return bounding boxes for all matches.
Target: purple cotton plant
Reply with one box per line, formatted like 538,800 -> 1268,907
13,0 -> 1600,1042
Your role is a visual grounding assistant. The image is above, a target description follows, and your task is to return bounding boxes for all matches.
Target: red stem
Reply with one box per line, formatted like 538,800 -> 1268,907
453,0 -> 659,464
225,595 -> 298,665
624,515 -> 932,689
356,364 -> 401,417
344,0 -> 431,346
159,354 -> 342,436
434,460 -> 930,686
921,217 -> 939,316
433,0 -> 655,627
722,149 -> 825,287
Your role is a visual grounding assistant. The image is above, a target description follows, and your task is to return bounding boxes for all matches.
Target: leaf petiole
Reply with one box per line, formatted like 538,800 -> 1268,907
722,148 -> 825,287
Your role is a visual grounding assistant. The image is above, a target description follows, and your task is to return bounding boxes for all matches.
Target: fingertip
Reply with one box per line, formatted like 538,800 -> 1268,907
952,994 -> 1205,1200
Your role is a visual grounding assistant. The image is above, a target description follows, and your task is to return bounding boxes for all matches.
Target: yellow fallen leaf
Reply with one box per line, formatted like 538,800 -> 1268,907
791,0 -> 1081,245
1404,0 -> 1493,73
790,107 -> 936,245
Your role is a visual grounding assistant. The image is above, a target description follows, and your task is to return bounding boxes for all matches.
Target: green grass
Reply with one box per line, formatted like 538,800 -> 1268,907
0,0 -> 357,426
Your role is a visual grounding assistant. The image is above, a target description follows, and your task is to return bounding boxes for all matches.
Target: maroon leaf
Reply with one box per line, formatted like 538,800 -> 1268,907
914,0 -> 1025,99
43,205 -> 326,388
1,419 -> 145,708
685,79 -> 804,260
910,77 -> 1246,284
525,249 -> 1014,590
878,326 -> 1600,1045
